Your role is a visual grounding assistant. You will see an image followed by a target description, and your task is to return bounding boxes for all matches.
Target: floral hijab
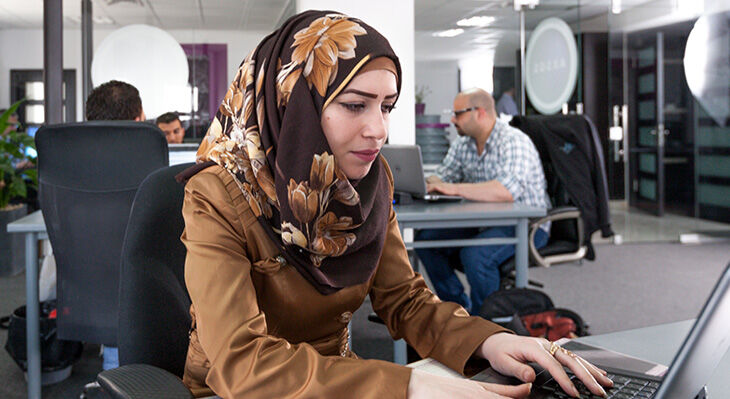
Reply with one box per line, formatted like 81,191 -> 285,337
190,10 -> 402,294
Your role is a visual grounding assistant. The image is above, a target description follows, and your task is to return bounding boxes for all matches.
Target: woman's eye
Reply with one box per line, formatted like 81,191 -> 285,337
340,103 -> 365,113
382,104 -> 396,114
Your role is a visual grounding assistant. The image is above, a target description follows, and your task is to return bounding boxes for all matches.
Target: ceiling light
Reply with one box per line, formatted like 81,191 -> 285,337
457,16 -> 497,27
94,16 -> 115,24
432,28 -> 464,38
611,0 -> 622,14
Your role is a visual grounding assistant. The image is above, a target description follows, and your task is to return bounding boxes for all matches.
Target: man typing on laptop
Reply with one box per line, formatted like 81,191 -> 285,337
416,88 -> 550,315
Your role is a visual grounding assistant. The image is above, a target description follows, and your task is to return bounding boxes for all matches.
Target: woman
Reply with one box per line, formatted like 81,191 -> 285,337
179,10 -> 612,398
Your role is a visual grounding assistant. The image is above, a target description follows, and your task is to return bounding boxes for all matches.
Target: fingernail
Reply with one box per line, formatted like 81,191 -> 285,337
526,382 -> 532,392
599,385 -> 608,397
571,384 -> 580,397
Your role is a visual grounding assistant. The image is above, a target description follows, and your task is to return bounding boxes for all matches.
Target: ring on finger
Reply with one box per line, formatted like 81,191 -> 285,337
560,347 -> 578,358
548,341 -> 560,357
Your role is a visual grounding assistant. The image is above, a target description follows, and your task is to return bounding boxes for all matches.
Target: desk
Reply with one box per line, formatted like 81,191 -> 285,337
411,320 -> 730,395
6,210 -> 46,399
392,201 -> 545,364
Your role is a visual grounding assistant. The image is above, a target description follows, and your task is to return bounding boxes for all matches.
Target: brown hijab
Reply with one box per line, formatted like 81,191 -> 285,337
187,10 -> 402,294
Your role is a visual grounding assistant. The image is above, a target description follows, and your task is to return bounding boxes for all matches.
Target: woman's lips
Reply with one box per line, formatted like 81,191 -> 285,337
351,149 -> 379,162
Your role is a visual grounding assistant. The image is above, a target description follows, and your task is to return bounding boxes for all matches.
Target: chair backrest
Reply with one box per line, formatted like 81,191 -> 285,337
117,163 -> 193,377
36,122 -> 168,345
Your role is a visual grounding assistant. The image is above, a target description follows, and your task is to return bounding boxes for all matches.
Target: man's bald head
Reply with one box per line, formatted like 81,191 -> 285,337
457,88 -> 497,117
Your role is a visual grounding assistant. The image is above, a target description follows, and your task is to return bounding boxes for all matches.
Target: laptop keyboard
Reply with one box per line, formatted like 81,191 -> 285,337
539,372 -> 659,398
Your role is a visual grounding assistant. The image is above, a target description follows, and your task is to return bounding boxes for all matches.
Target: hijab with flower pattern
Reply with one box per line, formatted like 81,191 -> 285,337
188,10 -> 402,294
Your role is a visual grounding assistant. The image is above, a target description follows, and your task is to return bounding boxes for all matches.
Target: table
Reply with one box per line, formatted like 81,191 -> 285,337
411,320 -> 730,395
6,210 -> 46,399
391,201 -> 546,364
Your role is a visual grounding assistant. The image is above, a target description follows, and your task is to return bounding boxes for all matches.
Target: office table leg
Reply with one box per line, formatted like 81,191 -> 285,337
515,219 -> 528,289
394,339 -> 407,365
25,232 -> 41,399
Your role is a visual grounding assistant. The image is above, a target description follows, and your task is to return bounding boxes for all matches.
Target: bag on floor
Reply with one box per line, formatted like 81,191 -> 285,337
478,288 -> 588,340
2,300 -> 82,372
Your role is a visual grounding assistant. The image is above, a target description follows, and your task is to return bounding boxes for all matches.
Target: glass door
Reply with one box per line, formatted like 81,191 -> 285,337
628,31 -> 665,216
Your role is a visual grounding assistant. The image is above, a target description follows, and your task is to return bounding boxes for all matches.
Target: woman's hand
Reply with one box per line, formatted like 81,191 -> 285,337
407,369 -> 531,398
477,333 -> 614,398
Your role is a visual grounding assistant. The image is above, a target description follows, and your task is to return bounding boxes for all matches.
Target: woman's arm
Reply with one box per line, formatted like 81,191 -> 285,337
368,205 -> 509,375
182,170 -> 411,399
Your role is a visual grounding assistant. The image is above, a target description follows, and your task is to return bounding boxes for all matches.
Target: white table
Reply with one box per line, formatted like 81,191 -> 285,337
6,210 -> 46,399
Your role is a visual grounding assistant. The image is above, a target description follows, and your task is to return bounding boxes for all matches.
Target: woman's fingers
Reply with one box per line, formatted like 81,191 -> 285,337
553,347 -> 607,397
576,355 -> 614,387
531,340 -> 581,397
479,382 -> 532,398
493,352 -> 537,383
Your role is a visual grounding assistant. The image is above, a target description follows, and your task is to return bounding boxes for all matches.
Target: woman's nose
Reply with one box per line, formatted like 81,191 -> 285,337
363,108 -> 388,141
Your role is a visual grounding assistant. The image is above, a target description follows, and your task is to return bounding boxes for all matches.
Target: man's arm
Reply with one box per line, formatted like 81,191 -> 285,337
426,179 -> 513,202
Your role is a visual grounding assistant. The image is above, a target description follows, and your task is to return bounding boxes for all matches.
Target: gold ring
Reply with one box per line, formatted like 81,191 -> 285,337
560,347 -> 578,358
548,341 -> 560,357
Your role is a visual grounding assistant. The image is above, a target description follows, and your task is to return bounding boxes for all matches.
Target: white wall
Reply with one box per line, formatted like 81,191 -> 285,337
0,27 -> 268,121
415,60 -> 458,138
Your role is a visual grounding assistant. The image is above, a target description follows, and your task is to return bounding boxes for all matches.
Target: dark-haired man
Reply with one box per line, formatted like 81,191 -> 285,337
85,80 -> 145,121
156,112 -> 184,144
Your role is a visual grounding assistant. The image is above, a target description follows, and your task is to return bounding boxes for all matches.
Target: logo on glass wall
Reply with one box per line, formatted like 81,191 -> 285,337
525,18 -> 578,115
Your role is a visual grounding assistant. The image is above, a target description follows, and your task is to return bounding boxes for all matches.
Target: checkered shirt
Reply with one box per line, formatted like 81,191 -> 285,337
436,119 -> 551,212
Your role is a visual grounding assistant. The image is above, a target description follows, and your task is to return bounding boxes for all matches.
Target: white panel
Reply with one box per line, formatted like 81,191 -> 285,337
25,81 -> 44,101
26,104 -> 45,124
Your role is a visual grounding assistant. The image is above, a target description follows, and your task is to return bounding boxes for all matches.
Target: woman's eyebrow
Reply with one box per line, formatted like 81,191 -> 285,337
341,89 -> 398,99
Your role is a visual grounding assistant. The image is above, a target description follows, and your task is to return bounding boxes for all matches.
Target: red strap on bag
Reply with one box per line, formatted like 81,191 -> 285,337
521,310 -> 578,341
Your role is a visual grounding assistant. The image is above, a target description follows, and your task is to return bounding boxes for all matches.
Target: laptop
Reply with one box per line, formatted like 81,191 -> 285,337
380,144 -> 461,202
471,261 -> 730,398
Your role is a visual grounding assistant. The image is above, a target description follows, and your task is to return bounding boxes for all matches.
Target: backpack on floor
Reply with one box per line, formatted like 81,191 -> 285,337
478,288 -> 588,340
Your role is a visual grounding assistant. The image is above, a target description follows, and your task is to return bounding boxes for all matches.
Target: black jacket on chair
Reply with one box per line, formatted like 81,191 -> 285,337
510,115 -> 613,259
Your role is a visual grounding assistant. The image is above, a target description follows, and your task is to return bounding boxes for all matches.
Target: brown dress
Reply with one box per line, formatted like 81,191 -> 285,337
181,163 -> 508,398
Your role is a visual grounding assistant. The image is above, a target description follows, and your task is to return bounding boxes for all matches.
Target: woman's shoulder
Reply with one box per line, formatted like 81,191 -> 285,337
185,164 -> 257,227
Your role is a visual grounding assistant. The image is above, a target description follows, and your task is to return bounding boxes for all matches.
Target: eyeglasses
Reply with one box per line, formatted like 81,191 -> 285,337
449,107 -> 479,117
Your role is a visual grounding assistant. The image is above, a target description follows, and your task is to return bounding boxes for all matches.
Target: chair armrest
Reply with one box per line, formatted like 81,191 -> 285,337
97,364 -> 194,399
529,206 -> 587,268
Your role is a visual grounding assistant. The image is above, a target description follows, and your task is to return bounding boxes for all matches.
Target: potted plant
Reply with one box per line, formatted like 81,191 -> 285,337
1,99 -> 37,276
415,85 -> 431,115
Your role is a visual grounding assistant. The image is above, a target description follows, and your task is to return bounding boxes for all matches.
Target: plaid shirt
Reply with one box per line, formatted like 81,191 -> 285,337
436,120 -> 550,211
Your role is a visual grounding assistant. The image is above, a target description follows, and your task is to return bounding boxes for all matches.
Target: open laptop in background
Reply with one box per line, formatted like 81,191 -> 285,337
380,144 -> 461,202
471,261 -> 730,398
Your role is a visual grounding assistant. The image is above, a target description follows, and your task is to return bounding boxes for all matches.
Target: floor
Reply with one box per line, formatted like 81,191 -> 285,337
596,202 -> 730,244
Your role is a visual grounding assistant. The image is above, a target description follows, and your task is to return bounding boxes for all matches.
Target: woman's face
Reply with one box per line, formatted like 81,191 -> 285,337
321,69 -> 398,180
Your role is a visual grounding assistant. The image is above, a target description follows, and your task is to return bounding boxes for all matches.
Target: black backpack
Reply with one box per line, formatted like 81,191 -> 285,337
478,288 -> 588,339
1,300 -> 83,372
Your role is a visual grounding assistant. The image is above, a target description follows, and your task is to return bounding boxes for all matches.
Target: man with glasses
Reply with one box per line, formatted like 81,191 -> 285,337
415,88 -> 550,315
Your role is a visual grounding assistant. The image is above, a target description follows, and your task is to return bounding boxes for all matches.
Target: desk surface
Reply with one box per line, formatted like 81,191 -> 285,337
394,201 -> 546,222
6,209 -> 45,233
412,320 -> 730,395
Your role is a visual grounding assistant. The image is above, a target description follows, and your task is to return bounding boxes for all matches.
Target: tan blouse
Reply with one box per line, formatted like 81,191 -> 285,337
181,163 -> 507,398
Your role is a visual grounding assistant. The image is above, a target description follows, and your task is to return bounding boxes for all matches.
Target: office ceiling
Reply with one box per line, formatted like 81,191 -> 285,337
0,0 -> 654,62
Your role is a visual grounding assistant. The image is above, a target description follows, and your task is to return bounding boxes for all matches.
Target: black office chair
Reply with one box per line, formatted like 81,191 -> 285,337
96,163 -> 213,399
498,114 -> 614,289
36,122 -> 168,349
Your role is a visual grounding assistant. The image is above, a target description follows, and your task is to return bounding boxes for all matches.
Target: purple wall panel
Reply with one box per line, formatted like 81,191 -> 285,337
181,43 -> 228,120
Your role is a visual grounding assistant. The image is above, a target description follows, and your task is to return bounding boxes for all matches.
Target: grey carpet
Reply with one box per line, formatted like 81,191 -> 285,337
0,242 -> 727,398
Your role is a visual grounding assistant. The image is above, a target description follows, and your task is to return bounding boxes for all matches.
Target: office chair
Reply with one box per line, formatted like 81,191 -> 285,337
498,114 -> 614,289
36,122 -> 168,348
96,163 -> 213,399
